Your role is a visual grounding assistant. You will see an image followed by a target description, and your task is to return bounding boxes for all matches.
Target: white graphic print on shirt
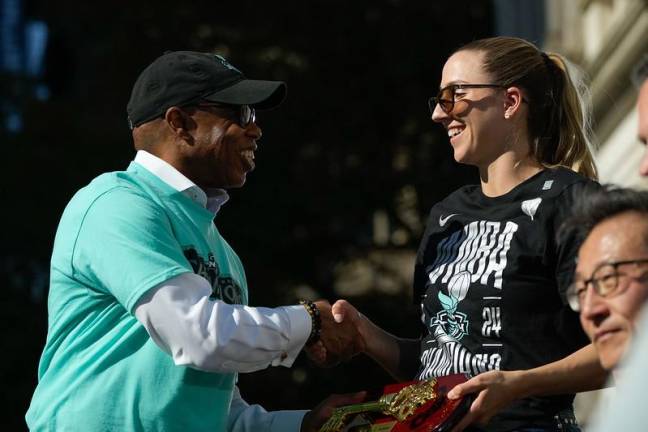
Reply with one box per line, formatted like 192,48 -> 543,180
521,198 -> 542,221
419,220 -> 518,379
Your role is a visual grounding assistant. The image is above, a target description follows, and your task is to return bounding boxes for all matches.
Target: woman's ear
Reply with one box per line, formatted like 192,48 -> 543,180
503,86 -> 525,119
164,106 -> 194,143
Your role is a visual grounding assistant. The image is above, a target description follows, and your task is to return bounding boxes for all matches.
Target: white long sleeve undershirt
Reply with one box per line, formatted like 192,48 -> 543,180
134,272 -> 312,373
228,386 -> 307,432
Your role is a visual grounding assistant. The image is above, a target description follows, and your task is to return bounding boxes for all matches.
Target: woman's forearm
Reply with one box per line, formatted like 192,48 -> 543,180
358,315 -> 421,381
515,343 -> 609,398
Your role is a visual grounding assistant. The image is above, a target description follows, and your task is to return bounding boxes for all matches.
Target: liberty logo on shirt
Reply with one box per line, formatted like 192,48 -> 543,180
419,220 -> 517,379
215,277 -> 243,305
183,246 -> 220,291
183,247 -> 244,305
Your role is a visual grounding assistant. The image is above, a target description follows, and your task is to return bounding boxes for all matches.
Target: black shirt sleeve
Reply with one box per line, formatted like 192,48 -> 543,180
552,179 -> 601,302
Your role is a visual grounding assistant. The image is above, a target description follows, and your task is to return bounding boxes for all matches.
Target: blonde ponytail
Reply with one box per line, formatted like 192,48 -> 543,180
547,54 -> 597,179
458,37 -> 598,180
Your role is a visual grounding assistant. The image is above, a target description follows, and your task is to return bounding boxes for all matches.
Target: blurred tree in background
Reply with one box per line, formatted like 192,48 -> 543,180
2,0 -> 493,428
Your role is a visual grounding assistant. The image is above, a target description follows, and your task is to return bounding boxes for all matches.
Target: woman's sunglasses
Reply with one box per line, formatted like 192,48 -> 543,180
428,83 -> 505,115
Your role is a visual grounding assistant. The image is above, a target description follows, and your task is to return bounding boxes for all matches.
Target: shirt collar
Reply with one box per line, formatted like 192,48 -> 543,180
134,150 -> 229,214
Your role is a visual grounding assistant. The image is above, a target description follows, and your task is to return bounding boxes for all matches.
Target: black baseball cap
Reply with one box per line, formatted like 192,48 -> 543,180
127,51 -> 287,129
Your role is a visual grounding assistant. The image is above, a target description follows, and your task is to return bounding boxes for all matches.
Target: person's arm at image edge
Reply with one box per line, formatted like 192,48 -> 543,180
227,385 -> 306,432
227,385 -> 368,432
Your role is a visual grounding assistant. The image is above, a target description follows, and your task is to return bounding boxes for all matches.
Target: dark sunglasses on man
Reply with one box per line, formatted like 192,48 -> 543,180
194,102 -> 256,127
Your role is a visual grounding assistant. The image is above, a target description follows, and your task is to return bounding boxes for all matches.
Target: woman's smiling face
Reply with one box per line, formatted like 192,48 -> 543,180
431,50 -> 513,167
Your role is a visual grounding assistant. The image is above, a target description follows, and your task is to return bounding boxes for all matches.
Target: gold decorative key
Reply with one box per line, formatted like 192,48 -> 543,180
319,379 -> 438,432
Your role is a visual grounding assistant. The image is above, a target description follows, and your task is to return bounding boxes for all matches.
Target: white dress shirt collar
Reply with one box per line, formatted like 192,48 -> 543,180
134,150 -> 229,214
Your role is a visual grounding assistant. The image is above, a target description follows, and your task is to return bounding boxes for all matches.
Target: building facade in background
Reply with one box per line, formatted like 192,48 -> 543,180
494,0 -> 647,426
544,0 -> 648,188
539,0 -> 648,424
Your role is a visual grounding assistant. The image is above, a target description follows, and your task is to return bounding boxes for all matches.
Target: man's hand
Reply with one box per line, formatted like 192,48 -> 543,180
447,370 -> 526,432
305,300 -> 366,367
300,391 -> 367,432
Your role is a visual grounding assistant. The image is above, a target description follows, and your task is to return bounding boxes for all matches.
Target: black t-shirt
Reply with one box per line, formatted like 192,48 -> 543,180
414,168 -> 593,431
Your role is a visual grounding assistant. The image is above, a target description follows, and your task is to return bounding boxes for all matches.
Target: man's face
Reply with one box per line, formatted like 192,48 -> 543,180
185,104 -> 261,189
638,80 -> 648,177
576,212 -> 648,370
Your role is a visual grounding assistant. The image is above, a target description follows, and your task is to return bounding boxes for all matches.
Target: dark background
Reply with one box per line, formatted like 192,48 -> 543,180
1,0 -> 498,429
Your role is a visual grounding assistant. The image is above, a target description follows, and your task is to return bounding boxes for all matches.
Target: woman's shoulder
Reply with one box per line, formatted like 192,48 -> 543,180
504,167 -> 597,205
539,167 -> 599,202
427,167 -> 597,217
543,166 -> 596,188
530,168 -> 601,231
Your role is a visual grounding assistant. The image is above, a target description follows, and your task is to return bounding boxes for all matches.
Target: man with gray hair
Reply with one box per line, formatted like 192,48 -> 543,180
562,185 -> 648,370
560,182 -> 648,430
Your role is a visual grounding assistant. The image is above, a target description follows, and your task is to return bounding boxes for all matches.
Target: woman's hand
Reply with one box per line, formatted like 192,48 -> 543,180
447,370 -> 526,432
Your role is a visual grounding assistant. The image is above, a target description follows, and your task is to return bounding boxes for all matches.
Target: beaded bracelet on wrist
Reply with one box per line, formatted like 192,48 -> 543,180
299,300 -> 321,346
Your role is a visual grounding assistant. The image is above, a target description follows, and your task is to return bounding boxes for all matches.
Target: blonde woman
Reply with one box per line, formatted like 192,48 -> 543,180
319,37 -> 607,432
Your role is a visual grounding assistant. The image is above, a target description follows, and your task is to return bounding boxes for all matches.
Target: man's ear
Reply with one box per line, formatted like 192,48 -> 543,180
503,86 -> 525,119
164,107 -> 194,143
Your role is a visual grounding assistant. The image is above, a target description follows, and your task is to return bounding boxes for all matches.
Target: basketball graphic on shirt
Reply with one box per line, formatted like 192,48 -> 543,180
434,270 -> 472,342
448,270 -> 471,302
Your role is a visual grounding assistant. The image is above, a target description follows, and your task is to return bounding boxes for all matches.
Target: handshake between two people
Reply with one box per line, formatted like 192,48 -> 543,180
307,300 -> 367,368
299,299 -> 370,432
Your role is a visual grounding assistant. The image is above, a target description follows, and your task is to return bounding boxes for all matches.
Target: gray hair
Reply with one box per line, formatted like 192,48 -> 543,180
558,184 -> 648,248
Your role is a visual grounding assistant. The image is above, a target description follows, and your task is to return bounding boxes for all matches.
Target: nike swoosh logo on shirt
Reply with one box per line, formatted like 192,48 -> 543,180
439,214 -> 459,227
